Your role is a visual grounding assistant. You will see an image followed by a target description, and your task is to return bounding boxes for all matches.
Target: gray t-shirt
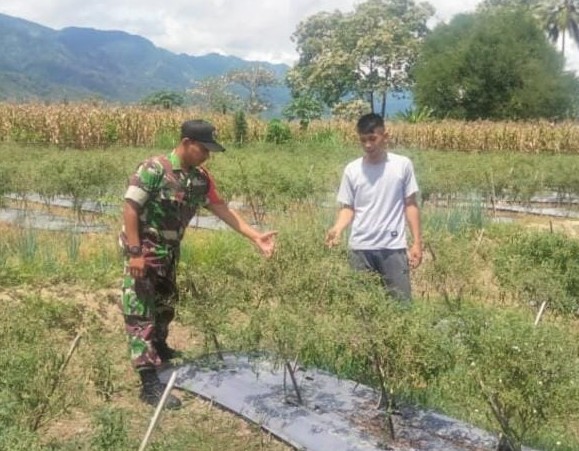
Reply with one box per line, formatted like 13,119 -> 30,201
337,152 -> 419,250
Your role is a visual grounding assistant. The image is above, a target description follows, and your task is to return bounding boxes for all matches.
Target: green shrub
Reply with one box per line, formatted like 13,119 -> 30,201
233,110 -> 248,145
394,106 -> 434,123
265,119 -> 292,144
455,308 -> 579,451
0,297 -> 84,433
90,407 -> 130,450
494,232 -> 579,315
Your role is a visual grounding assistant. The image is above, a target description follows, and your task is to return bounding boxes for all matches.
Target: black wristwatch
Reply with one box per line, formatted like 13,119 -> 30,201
127,245 -> 142,257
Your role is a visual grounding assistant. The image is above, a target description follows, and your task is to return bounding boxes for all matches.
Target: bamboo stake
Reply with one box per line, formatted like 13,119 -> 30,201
285,361 -> 303,405
138,371 -> 178,451
33,332 -> 82,430
534,301 -> 547,326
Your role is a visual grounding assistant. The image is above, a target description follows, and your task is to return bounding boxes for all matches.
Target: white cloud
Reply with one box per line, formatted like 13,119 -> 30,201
1,0 -> 578,71
1,0 -> 482,64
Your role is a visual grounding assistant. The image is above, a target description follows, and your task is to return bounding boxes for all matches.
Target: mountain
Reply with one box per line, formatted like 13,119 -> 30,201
0,13 -> 289,106
0,13 -> 412,116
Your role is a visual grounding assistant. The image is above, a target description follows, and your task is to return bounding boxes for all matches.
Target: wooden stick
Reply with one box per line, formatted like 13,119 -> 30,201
472,229 -> 485,256
285,361 -> 303,405
534,301 -> 547,326
33,332 -> 82,430
211,333 -> 224,361
291,353 -> 300,373
138,371 -> 178,451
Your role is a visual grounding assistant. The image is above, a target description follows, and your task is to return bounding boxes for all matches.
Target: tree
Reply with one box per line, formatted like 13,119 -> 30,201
288,0 -> 434,117
477,0 -> 539,11
141,90 -> 185,109
536,0 -> 579,57
227,65 -> 278,114
282,94 -> 324,129
413,9 -> 579,120
480,0 -> 579,58
188,76 -> 241,114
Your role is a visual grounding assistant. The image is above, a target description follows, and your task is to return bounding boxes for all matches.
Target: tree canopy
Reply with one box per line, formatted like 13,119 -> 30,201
141,90 -> 185,109
228,66 -> 278,114
187,65 -> 278,115
537,0 -> 579,57
188,76 -> 241,114
479,0 -> 579,58
477,0 -> 539,11
412,9 -> 579,120
288,0 -> 434,117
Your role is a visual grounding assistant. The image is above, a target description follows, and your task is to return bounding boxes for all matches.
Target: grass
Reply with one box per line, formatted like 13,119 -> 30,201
0,285 -> 290,451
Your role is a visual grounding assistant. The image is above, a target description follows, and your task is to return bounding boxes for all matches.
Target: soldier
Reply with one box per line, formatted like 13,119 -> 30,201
120,119 -> 276,409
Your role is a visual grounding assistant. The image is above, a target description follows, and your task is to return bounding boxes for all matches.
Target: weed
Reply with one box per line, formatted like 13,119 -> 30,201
90,407 -> 130,450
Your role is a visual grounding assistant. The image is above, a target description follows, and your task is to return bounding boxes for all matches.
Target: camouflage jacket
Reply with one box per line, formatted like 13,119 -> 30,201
121,151 -> 223,257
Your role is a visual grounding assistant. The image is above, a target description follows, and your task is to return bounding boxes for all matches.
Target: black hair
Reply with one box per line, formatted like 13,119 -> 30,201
356,113 -> 385,134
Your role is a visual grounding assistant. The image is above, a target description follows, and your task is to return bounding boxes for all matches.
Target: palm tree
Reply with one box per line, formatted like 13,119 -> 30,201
537,0 -> 579,57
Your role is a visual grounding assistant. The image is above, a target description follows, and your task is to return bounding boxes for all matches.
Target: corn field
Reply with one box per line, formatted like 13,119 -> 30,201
1,103 -> 579,152
389,120 -> 579,153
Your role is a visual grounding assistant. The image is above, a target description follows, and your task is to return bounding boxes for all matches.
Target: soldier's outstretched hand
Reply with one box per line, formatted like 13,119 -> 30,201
254,231 -> 277,258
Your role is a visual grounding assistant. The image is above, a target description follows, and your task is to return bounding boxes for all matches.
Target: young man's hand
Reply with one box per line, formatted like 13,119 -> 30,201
325,227 -> 341,248
407,243 -> 423,269
325,207 -> 353,248
253,231 -> 277,258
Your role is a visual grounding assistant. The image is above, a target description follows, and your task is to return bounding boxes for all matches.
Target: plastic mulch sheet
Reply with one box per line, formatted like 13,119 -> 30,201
159,353 -> 530,451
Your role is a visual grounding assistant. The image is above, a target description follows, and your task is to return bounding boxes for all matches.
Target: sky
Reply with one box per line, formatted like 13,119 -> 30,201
1,0 -> 578,71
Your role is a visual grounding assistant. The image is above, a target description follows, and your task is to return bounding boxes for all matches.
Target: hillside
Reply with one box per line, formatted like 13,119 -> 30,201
0,13 -> 289,104
0,13 -> 411,115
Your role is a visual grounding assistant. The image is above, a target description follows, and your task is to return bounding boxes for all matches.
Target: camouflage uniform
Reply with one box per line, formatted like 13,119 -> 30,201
120,151 -> 223,369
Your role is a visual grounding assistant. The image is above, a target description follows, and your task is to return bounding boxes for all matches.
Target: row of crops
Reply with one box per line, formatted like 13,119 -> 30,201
2,103 -> 579,152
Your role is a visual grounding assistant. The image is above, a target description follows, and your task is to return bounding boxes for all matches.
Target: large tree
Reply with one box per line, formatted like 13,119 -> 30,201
477,0 -> 539,11
288,0 -> 434,117
227,65 -> 278,114
188,76 -> 241,114
413,9 -> 578,120
141,90 -> 185,109
479,0 -> 579,58
536,0 -> 579,57
188,66 -> 277,115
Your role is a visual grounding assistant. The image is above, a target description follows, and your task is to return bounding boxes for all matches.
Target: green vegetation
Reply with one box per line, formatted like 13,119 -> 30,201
282,94 -> 324,130
288,0 -> 433,115
233,110 -> 248,145
265,119 -> 292,144
141,91 -> 186,110
536,0 -> 579,57
413,8 -> 578,120
4,0 -> 579,448
0,141 -> 578,450
190,65 -> 279,115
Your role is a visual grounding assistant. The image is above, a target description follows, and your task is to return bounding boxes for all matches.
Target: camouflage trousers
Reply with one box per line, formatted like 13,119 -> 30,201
121,254 -> 179,370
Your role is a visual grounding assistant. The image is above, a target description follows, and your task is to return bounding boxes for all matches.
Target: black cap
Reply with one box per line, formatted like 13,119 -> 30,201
181,119 -> 226,152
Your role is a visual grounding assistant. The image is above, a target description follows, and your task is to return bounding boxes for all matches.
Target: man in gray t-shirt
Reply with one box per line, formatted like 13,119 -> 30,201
325,113 -> 423,301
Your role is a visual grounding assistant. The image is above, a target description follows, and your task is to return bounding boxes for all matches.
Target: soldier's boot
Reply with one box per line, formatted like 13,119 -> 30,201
154,340 -> 182,363
138,368 -> 182,410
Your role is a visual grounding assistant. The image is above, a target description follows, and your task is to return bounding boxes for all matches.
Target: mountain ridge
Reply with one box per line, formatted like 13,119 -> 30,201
0,12 -> 290,105
0,12 -> 412,115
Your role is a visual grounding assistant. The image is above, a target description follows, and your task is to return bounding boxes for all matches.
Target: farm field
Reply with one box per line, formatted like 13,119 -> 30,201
0,137 -> 578,451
